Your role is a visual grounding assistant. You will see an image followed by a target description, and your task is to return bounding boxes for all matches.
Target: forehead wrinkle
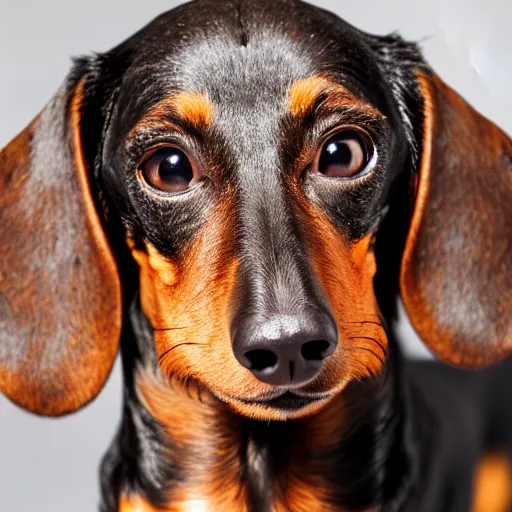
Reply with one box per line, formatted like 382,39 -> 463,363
288,75 -> 383,119
129,92 -> 214,136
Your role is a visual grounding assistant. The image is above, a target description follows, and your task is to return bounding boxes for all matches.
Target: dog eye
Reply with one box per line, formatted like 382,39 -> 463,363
139,147 -> 198,193
314,131 -> 373,179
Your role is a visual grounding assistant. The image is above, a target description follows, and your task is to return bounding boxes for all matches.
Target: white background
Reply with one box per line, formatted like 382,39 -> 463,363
1,0 -> 510,509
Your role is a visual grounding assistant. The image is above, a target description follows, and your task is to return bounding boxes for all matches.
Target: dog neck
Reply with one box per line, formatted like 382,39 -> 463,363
105,303 -> 413,512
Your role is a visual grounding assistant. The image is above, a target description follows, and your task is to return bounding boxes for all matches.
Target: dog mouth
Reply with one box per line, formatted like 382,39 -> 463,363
238,391 -> 329,410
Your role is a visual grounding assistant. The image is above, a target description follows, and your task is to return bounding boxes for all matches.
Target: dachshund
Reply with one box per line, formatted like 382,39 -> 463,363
1,0 -> 511,510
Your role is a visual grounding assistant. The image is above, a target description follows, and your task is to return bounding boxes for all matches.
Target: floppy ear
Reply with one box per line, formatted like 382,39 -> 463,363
0,74 -> 122,416
400,72 -> 512,368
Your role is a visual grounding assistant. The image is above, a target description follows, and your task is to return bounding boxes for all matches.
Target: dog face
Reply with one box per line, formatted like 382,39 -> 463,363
1,0 -> 511,419
102,1 -> 408,420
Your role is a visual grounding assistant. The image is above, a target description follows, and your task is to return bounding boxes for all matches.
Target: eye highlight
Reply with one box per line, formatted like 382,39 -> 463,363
139,147 -> 199,193
312,130 -> 375,179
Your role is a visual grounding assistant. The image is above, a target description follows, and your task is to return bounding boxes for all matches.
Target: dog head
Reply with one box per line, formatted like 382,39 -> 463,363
1,0 -> 511,420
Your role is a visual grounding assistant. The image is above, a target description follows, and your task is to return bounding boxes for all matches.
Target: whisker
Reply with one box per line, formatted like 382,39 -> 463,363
342,320 -> 384,328
153,326 -> 190,332
158,342 -> 204,362
344,313 -> 383,320
347,336 -> 386,355
345,346 -> 385,366
185,379 -> 193,400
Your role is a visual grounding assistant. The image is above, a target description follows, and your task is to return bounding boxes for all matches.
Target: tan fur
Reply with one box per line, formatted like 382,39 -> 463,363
137,373 -> 248,511
472,453 -> 512,512
130,92 -> 214,136
288,75 -> 383,119
120,495 -> 160,511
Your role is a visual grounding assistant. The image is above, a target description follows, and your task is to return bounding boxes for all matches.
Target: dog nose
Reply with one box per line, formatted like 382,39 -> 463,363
232,311 -> 338,386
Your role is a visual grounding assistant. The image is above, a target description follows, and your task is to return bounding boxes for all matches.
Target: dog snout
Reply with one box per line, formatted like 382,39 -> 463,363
232,310 -> 338,386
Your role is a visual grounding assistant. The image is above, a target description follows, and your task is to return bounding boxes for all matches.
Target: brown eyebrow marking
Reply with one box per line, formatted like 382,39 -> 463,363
133,91 -> 214,134
172,91 -> 214,127
288,75 -> 382,118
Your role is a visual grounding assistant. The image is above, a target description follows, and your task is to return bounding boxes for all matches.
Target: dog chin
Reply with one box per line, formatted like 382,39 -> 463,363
221,392 -> 335,421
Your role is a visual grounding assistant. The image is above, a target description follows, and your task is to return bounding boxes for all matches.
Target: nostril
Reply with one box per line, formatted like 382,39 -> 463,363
245,349 -> 278,372
301,340 -> 332,361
